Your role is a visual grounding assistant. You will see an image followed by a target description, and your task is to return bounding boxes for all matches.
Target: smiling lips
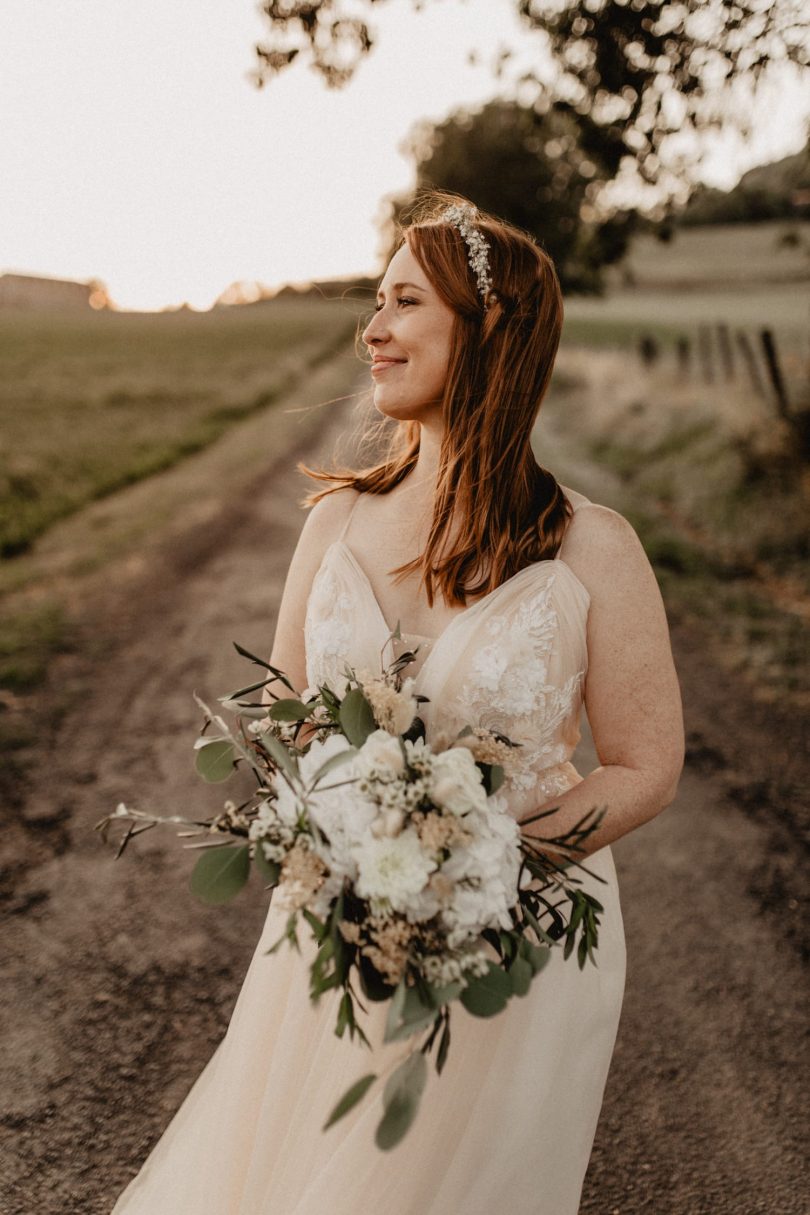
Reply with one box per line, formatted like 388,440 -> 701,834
371,358 -> 406,375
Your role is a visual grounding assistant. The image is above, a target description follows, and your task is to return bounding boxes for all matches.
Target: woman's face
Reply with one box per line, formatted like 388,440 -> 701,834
361,242 -> 456,424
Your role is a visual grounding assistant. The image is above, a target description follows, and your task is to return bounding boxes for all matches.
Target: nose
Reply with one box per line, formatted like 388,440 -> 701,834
361,305 -> 388,350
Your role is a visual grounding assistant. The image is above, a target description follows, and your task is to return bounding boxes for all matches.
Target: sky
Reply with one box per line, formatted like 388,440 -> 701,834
1,0 -> 808,312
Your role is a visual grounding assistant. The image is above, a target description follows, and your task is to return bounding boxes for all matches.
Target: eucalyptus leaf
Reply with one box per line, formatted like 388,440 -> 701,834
189,844 -> 250,905
383,978 -> 408,1043
519,937 -> 551,975
459,961 -> 512,1017
309,746 -> 358,787
322,1072 -> 377,1131
376,1052 -> 427,1150
339,688 -> 376,747
194,740 -> 236,783
508,955 -> 533,996
258,731 -> 300,781
383,982 -> 437,1043
253,844 -> 280,887
424,979 -> 464,1008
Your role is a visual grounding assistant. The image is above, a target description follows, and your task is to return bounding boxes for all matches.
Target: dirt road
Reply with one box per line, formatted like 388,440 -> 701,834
1,365 -> 807,1214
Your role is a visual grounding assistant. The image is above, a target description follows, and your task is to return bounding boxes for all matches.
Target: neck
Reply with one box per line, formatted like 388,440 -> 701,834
409,415 -> 443,496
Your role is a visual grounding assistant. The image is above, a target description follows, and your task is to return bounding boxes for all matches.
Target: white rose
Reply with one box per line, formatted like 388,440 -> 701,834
429,747 -> 488,816
356,729 -> 405,781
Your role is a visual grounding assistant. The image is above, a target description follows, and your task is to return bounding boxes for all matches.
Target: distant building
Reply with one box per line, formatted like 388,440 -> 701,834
0,272 -> 111,311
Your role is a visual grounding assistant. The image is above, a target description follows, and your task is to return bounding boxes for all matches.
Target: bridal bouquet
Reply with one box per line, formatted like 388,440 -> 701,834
98,631 -> 605,1150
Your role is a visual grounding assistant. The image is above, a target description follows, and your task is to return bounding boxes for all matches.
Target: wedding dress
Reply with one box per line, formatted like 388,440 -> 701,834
112,492 -> 626,1215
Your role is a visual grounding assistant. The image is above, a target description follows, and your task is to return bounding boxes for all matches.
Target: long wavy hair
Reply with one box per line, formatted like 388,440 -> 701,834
300,188 -> 571,608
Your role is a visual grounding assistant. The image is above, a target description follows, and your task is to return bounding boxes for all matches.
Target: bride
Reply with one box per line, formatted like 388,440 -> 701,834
111,192 -> 684,1214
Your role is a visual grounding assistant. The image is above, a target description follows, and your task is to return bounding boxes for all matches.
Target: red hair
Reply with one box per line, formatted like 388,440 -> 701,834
300,189 -> 571,608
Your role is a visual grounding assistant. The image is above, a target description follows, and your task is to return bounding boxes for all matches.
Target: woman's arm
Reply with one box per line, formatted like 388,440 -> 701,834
523,503 -> 685,856
261,488 -> 358,703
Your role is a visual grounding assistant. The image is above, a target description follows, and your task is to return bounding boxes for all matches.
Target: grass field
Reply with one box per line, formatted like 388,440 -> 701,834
0,298 -> 361,557
563,221 -> 810,368
608,220 -> 810,288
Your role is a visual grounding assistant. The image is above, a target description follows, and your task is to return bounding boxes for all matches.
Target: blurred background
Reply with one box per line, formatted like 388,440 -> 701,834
1,3 -> 808,1212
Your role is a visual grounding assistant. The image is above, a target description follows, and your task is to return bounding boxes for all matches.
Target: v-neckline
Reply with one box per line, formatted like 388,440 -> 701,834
323,538 -> 589,682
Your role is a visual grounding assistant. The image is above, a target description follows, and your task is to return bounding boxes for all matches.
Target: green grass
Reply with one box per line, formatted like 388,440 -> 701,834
561,315 -> 685,352
0,299 -> 360,557
0,600 -> 69,692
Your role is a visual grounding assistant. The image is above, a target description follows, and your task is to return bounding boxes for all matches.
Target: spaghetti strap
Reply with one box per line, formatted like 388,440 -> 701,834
337,490 -> 363,544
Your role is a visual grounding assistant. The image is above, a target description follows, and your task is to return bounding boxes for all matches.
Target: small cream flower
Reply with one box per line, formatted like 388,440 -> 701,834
361,676 -> 418,736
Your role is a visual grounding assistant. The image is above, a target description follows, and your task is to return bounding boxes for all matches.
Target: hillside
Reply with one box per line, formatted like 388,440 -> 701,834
676,143 -> 810,226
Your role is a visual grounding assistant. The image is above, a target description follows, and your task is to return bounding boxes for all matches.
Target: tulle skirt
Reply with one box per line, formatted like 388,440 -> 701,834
111,845 -> 625,1215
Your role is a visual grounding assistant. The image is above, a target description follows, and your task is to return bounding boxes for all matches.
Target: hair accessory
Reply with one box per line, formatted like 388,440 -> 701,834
439,203 -> 494,308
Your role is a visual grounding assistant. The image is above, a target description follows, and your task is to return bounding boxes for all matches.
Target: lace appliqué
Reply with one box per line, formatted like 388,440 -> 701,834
446,574 -> 585,796
304,563 -> 354,692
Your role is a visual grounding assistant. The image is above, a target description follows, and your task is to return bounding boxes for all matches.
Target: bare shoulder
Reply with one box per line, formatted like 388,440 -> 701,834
298,485 -> 360,554
558,496 -> 659,602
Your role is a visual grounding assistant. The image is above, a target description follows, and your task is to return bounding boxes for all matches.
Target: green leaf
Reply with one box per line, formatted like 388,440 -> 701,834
194,739 -> 236,783
424,980 -> 464,1009
309,746 -> 358,787
459,961 -> 512,1017
232,642 -> 295,691
268,698 -> 311,722
383,982 -> 437,1043
221,675 -> 277,700
436,1016 -> 451,1074
190,844 -> 250,905
323,1073 -> 377,1131
508,955 -> 533,996
383,978 -> 407,1043
479,762 -> 504,795
520,903 -> 557,948
253,844 -> 281,887
335,991 -> 351,1038
257,731 -> 300,781
339,688 -> 377,747
302,906 -> 328,942
376,1052 -> 427,1150
519,937 -> 551,975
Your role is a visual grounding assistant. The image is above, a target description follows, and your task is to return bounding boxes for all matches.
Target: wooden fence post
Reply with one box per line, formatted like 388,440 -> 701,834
698,325 -> 714,384
760,328 -> 791,419
717,323 -> 735,381
735,331 -> 766,398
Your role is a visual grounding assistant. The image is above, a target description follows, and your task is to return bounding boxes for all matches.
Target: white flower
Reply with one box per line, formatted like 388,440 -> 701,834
428,747 -> 488,816
355,729 -> 405,782
370,807 -> 406,839
353,828 -> 437,912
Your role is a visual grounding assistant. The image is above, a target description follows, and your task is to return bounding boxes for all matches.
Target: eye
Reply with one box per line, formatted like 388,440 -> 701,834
373,297 -> 417,312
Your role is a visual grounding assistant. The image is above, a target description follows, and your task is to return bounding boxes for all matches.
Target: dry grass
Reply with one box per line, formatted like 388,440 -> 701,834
0,299 -> 361,557
542,346 -> 810,710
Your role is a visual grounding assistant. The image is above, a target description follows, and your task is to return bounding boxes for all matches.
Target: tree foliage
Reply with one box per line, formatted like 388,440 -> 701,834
253,1 -> 809,192
382,98 -> 637,291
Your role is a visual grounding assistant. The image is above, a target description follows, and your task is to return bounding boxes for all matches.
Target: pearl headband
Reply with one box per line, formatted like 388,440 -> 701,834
439,203 -> 494,310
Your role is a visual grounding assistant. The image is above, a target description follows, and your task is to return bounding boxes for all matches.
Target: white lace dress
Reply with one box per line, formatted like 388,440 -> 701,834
111,496 -> 626,1215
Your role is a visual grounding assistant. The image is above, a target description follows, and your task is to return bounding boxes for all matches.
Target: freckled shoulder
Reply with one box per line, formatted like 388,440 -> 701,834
557,499 -> 654,603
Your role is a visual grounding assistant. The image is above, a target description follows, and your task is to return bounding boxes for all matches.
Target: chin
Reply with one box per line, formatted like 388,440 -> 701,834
372,391 -> 441,425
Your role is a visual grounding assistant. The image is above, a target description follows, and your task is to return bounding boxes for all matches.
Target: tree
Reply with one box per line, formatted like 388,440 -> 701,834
383,98 -> 637,291
252,1 -> 809,201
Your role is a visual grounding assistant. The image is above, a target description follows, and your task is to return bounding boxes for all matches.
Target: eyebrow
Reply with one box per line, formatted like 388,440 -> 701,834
375,281 -> 427,299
